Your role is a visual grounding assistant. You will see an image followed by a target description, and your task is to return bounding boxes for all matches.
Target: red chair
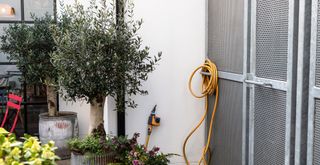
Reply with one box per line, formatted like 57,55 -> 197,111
1,93 -> 22,133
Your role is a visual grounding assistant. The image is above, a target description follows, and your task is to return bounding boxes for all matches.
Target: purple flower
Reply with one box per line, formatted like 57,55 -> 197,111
148,150 -> 155,157
133,133 -> 140,138
132,160 -> 140,165
153,147 -> 160,152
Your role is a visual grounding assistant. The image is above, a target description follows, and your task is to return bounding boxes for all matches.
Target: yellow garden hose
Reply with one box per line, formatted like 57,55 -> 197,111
183,59 -> 219,165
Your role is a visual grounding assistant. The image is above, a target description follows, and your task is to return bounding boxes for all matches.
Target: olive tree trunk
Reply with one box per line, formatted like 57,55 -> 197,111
89,97 -> 105,133
47,85 -> 57,117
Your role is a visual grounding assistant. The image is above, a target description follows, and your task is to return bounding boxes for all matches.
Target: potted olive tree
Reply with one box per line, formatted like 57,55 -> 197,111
0,15 -> 59,116
0,15 -> 78,159
51,0 -> 161,133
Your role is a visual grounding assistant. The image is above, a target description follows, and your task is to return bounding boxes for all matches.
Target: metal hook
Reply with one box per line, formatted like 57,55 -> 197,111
200,71 -> 211,76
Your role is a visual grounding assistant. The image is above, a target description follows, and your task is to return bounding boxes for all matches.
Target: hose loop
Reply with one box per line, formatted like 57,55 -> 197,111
183,59 -> 219,165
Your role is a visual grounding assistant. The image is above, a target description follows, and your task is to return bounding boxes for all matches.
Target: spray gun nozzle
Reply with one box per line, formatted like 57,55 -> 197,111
151,105 -> 157,114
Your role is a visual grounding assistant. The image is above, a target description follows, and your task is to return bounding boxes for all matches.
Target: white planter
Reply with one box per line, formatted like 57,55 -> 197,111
39,111 -> 78,159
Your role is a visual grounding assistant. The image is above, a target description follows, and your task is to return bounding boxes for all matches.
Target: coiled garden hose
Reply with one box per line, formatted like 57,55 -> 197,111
183,59 -> 219,165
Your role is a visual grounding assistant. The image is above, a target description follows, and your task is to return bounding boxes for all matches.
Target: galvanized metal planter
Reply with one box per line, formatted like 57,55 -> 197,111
39,111 -> 79,159
70,152 -> 115,165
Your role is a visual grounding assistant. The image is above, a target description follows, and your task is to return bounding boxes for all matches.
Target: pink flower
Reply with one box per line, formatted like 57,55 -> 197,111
134,151 -> 139,157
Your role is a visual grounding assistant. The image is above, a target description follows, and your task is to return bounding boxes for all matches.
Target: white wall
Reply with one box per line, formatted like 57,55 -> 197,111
59,98 -> 91,137
108,0 -> 206,164
59,0 -> 206,164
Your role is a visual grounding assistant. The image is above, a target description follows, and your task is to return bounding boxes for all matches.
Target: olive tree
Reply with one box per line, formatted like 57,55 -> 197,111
0,15 -> 58,117
51,0 -> 161,132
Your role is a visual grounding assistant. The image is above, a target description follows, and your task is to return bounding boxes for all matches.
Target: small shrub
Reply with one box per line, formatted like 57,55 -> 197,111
68,136 -> 105,156
68,132 -> 175,165
0,128 -> 59,165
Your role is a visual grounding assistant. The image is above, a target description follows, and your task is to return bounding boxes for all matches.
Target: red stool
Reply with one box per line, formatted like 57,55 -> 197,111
1,93 -> 22,133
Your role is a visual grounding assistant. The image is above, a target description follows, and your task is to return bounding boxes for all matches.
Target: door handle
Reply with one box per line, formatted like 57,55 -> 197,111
244,80 -> 273,87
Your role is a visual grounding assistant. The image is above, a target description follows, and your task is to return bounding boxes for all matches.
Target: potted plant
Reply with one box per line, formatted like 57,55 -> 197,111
51,0 -> 161,132
0,15 -> 79,159
68,125 -> 174,165
68,124 -> 115,165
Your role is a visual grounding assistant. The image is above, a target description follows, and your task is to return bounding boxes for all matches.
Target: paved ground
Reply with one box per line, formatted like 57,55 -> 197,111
57,159 -> 70,165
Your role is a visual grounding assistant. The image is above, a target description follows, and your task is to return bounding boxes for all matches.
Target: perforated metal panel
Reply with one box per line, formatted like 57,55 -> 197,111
208,0 -> 244,74
315,0 -> 320,87
254,87 -> 287,165
207,0 -> 246,164
315,1 -> 320,162
313,99 -> 320,164
256,0 -> 289,81
208,80 -> 243,165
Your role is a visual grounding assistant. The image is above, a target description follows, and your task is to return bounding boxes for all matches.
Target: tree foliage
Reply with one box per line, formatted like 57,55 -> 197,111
0,15 -> 57,85
51,0 -> 161,111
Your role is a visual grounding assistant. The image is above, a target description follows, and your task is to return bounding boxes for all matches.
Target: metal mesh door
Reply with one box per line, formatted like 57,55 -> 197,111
247,0 -> 296,164
208,0 -> 297,164
254,1 -> 288,164
307,0 -> 320,164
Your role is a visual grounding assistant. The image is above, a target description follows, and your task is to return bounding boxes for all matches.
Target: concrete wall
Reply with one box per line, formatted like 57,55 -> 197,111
59,0 -> 206,164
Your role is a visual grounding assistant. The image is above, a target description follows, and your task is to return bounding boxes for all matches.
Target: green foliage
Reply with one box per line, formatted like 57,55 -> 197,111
68,135 -> 105,155
51,0 -> 114,104
0,128 -> 9,134
0,14 -> 57,85
51,0 -> 161,110
0,131 -> 59,165
68,133 -> 174,165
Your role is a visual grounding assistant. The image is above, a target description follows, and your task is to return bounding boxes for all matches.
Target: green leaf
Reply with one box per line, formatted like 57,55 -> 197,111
0,128 -> 9,135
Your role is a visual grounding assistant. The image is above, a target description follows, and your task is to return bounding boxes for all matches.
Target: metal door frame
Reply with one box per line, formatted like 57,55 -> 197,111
242,0 -> 249,165
247,0 -> 296,165
307,0 -> 319,164
295,0 -> 311,164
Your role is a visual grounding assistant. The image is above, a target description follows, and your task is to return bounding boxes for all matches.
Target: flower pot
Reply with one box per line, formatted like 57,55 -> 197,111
39,111 -> 79,159
71,152 -> 115,165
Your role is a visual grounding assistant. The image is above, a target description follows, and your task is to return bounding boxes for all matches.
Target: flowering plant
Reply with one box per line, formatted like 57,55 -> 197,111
115,133 -> 173,165
126,144 -> 172,165
68,129 -> 175,165
0,128 -> 59,165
